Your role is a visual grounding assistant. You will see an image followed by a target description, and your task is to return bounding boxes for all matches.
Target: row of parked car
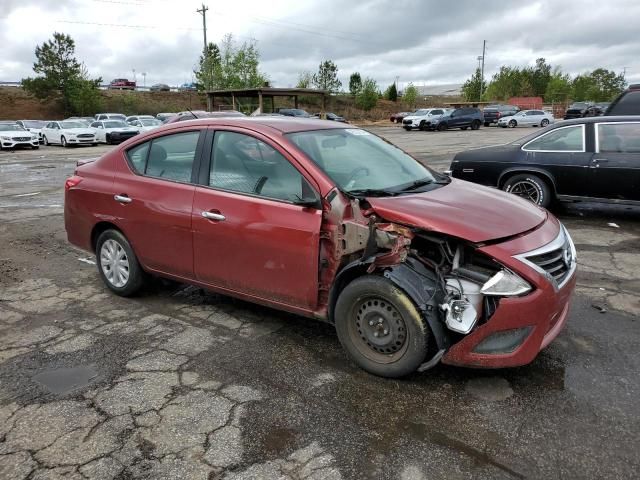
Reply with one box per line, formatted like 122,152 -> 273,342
0,108 -> 350,150
394,105 -> 554,132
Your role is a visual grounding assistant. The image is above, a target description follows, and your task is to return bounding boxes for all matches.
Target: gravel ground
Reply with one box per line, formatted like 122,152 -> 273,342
0,125 -> 639,479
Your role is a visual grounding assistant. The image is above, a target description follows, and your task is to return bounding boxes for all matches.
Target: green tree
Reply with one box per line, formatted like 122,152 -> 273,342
355,77 -> 379,111
349,72 -> 362,96
585,68 -> 626,101
21,32 -> 101,114
194,42 -> 222,91
403,82 -> 418,108
484,66 -> 524,100
296,71 -> 313,88
524,58 -> 552,97
66,65 -> 103,115
461,68 -> 487,101
384,83 -> 398,101
544,69 -> 571,103
312,60 -> 342,93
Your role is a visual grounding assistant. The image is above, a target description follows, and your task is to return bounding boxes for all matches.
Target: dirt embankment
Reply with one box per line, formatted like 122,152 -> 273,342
0,86 -> 460,121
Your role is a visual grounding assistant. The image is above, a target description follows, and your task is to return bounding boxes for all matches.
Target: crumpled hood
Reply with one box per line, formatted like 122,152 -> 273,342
366,178 -> 547,243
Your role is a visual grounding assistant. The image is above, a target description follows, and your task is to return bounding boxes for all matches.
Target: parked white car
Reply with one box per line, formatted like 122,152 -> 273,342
402,108 -> 451,131
16,120 -> 47,143
0,122 -> 40,150
125,115 -> 155,124
128,117 -> 162,132
94,113 -> 127,122
41,121 -> 97,147
498,110 -> 554,128
90,120 -> 139,144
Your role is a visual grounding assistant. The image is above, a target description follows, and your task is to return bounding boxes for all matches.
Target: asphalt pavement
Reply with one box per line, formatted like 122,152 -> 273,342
0,125 -> 638,479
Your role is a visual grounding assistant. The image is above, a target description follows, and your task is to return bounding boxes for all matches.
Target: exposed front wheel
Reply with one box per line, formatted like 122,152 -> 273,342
437,123 -> 447,131
508,120 -> 517,128
335,276 -> 430,378
540,119 -> 549,127
419,121 -> 426,131
503,173 -> 552,208
61,136 -> 68,147
471,120 -> 481,130
96,229 -> 146,296
43,136 -> 49,146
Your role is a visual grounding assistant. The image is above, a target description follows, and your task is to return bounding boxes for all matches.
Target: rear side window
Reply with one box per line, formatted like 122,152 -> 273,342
609,91 -> 640,115
523,125 -> 584,152
126,142 -> 149,173
598,123 -> 640,153
125,131 -> 200,181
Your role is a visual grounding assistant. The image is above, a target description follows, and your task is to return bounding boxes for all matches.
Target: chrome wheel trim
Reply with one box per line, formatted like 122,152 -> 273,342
509,180 -> 541,204
100,239 -> 130,288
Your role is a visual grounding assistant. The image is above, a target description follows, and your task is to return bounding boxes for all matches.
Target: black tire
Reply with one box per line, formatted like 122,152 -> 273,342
61,136 -> 68,148
484,122 -> 490,127
92,143 -> 98,146
31,145 -> 39,150
43,135 -> 49,146
403,126 -> 411,131
95,229 -> 146,296
334,276 -> 430,378
437,122 -> 447,131
461,126 -> 468,130
503,173 -> 552,208
471,120 -> 481,130
106,134 -> 111,145
508,120 -> 517,128
540,119 -> 549,127
418,121 -> 425,131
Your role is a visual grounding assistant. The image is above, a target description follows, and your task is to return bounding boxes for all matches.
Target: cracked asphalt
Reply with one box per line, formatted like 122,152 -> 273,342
1,125 -> 639,479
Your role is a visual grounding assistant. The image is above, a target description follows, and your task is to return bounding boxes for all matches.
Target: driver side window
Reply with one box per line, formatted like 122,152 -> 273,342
209,131 -> 309,202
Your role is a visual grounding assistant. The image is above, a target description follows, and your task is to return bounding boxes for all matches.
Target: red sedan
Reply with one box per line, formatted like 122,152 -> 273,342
64,118 -> 576,377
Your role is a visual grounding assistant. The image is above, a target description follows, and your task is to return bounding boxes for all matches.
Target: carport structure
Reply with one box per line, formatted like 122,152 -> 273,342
205,87 -> 329,114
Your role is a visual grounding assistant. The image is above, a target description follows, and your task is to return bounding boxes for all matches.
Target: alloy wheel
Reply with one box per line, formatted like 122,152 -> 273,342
509,180 -> 541,204
100,239 -> 130,288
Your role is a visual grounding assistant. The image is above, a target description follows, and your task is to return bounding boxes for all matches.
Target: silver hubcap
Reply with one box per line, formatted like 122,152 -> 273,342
510,180 -> 541,204
100,239 -> 130,287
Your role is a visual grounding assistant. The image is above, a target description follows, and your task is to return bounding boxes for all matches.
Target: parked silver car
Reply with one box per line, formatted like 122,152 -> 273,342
498,110 -> 554,128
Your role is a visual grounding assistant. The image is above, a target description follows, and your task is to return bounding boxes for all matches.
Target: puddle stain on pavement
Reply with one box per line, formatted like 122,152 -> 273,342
32,364 -> 99,395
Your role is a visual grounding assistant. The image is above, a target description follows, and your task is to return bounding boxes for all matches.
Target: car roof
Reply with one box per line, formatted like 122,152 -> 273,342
157,117 -> 352,134
556,115 -> 640,125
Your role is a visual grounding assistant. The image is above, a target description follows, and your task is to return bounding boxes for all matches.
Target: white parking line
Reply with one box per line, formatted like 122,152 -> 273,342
13,192 -> 41,197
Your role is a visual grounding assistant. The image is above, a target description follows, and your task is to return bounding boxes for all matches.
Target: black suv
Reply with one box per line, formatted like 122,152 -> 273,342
431,107 -> 483,131
483,104 -> 520,126
606,84 -> 640,115
276,108 -> 311,118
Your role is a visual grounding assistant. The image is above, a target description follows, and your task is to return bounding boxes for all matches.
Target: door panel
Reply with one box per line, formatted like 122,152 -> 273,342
110,130 -> 203,278
192,188 -> 322,308
591,122 -> 640,200
526,152 -> 592,195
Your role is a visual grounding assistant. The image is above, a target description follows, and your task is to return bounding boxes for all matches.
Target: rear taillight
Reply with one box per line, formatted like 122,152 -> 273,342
65,176 -> 82,191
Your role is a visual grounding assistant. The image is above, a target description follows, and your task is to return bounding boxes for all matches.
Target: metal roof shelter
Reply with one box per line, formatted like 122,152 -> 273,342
205,87 -> 329,114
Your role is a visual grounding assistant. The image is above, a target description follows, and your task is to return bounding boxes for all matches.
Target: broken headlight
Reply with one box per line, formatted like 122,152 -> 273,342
480,269 -> 531,297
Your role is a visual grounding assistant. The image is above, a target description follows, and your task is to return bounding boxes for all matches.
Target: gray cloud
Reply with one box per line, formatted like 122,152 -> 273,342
1,0 -> 639,88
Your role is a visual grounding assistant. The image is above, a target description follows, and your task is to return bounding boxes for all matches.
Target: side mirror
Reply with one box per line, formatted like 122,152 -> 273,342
293,197 -> 321,209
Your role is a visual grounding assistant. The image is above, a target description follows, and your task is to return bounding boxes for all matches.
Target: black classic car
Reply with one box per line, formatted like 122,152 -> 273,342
448,116 -> 640,208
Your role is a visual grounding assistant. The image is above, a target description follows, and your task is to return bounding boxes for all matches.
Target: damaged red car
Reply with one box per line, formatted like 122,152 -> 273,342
64,118 -> 577,378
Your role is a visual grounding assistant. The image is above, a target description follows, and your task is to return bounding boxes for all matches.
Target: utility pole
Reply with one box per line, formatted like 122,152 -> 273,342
479,40 -> 486,101
196,3 -> 209,54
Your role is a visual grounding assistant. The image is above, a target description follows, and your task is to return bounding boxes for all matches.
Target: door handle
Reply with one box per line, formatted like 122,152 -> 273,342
202,211 -> 226,221
592,158 -> 609,162
114,194 -> 132,204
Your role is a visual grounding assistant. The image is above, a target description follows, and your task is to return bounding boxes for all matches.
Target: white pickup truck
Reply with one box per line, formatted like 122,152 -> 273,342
402,108 -> 451,131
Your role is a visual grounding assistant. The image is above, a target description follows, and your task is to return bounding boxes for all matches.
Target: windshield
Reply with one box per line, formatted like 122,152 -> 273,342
104,121 -> 128,128
287,128 -> 439,194
0,124 -> 25,131
22,120 -> 46,128
412,109 -> 430,116
140,118 -> 161,126
569,103 -> 588,109
60,121 -> 86,129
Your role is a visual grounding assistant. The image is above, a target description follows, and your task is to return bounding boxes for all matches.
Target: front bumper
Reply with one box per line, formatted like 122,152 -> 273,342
109,132 -> 138,142
1,137 -> 39,148
441,218 -> 577,368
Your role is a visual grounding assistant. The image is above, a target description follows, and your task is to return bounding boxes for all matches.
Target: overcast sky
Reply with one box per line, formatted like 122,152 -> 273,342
1,0 -> 639,89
